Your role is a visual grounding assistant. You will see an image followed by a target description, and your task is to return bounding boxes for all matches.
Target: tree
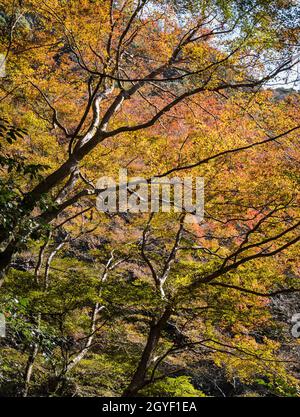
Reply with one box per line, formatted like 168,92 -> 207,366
0,0 -> 299,397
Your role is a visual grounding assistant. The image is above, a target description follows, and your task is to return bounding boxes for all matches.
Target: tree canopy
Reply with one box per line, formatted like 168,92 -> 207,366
0,0 -> 299,398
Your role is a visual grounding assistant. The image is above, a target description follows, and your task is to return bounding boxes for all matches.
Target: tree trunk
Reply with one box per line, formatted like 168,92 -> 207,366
0,241 -> 16,286
22,342 -> 39,397
122,305 -> 172,397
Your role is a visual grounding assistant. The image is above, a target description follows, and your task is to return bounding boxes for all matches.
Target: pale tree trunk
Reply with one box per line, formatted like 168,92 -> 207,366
50,252 -> 118,395
22,311 -> 42,397
49,302 -> 106,396
22,236 -> 64,396
22,341 -> 39,397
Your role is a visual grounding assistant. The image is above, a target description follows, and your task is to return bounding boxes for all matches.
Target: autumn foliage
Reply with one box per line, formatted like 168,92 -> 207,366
0,0 -> 300,397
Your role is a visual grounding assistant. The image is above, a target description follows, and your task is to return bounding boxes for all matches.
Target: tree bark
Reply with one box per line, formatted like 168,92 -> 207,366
0,241 -> 17,286
122,305 -> 172,397
22,342 -> 39,397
